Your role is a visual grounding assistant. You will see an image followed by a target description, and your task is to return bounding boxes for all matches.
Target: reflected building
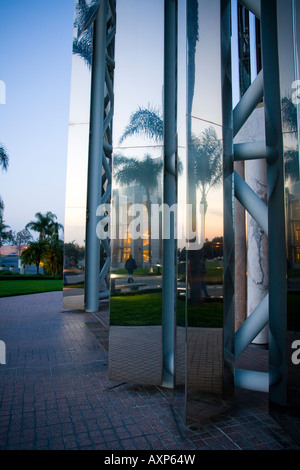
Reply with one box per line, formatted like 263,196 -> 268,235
63,0 -> 300,429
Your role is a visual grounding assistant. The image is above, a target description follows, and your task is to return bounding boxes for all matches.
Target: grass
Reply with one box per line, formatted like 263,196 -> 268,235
0,279 -> 63,297
110,291 -> 223,327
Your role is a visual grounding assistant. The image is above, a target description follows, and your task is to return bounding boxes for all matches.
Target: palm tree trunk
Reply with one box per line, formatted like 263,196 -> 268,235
146,189 -> 152,265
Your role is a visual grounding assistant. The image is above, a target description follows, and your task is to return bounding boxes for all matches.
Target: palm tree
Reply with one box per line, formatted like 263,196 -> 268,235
20,239 -> 48,275
0,144 -> 9,171
0,217 -> 10,251
43,239 -> 64,276
119,105 -> 221,216
119,106 -> 163,145
0,197 -> 4,215
190,126 -> 223,215
26,212 -> 63,240
0,144 -> 9,218
113,154 -> 163,264
281,96 -> 300,183
72,0 -> 99,68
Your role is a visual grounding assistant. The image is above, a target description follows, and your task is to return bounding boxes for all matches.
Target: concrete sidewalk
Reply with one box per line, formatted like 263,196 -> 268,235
0,292 -> 299,451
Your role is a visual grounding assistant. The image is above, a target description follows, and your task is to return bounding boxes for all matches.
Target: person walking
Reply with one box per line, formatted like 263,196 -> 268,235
125,254 -> 137,283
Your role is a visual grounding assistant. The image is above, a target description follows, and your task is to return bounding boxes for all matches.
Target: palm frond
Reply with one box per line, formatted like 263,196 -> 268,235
0,144 -> 9,171
119,107 -> 163,144
73,35 -> 93,67
113,153 -> 163,192
282,96 -> 298,133
192,127 -> 222,189
72,0 -> 98,68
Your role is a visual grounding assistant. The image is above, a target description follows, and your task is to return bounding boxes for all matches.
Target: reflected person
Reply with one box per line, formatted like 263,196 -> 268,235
125,254 -> 137,283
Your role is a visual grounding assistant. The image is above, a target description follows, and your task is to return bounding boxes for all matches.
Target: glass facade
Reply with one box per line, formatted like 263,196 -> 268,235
63,0 -> 94,310
63,0 -> 300,429
277,0 -> 300,412
183,0 -> 227,425
108,0 -> 164,384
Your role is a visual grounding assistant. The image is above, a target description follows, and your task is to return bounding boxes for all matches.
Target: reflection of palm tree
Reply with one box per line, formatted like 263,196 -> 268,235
0,144 -> 9,171
26,212 -> 63,241
281,96 -> 299,183
282,96 -> 298,133
187,0 -> 199,126
188,128 -> 222,305
113,154 -> 163,264
191,126 -> 223,214
119,106 -> 163,144
0,144 -> 9,217
72,0 -> 98,68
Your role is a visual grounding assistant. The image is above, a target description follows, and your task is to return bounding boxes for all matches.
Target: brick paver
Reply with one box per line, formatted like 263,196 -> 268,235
0,292 -> 299,451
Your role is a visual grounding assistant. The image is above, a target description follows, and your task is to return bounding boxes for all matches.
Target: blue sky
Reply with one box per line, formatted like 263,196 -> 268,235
0,0 -> 75,235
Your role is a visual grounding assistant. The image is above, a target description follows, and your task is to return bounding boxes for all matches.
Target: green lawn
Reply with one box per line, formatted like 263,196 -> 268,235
0,280 -> 63,297
110,291 -> 223,327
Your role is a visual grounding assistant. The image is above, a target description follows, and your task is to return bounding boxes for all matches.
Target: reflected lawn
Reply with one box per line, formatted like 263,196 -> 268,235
110,291 -> 223,327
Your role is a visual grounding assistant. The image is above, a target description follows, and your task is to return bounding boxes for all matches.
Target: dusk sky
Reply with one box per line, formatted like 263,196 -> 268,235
0,0 -> 241,244
0,0 -> 75,235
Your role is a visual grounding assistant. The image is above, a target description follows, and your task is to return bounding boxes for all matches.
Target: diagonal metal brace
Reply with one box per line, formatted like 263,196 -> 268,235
234,170 -> 268,235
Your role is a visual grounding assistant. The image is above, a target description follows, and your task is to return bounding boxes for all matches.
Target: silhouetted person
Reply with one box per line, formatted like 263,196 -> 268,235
125,255 -> 137,283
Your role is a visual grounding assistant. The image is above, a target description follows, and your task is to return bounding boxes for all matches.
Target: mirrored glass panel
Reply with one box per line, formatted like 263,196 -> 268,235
63,0 -> 95,310
174,0 -> 188,418
277,0 -> 300,422
108,0 -> 164,384
184,0 -> 227,425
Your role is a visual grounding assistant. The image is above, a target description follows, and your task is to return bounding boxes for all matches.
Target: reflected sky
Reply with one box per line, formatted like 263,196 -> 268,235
65,0 -> 224,248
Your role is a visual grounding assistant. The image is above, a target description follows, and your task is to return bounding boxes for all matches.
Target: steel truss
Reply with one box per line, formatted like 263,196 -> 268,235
223,0 -> 287,403
81,0 -> 287,406
84,0 -> 116,312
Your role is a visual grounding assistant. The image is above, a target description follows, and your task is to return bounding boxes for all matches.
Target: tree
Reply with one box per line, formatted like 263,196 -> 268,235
15,229 -> 33,255
0,144 -> 9,171
43,239 -> 64,277
20,240 -> 48,275
25,211 -> 63,240
0,216 -> 10,251
114,154 -> 163,264
190,126 -> 223,215
0,144 -> 9,218
119,106 -> 163,145
64,241 -> 85,267
281,96 -> 300,183
72,0 -> 98,68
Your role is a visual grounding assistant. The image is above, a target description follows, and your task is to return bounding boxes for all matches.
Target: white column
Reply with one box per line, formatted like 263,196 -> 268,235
246,157 -> 269,344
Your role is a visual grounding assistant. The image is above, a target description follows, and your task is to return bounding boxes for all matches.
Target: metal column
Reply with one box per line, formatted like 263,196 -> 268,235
85,0 -> 116,312
221,0 -> 235,398
162,0 -> 178,388
261,0 -> 287,405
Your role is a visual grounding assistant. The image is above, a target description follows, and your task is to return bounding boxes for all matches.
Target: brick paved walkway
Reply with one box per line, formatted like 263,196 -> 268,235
0,292 -> 299,451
